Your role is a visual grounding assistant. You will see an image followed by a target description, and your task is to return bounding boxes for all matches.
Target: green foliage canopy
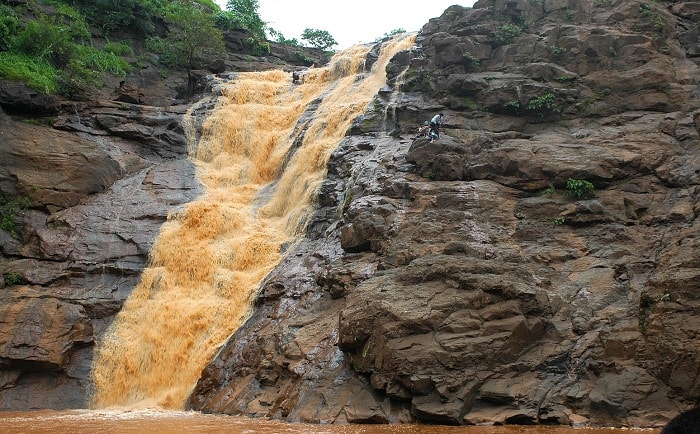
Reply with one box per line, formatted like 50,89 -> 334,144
69,0 -> 163,36
565,178 -> 595,199
161,0 -> 224,72
226,0 -> 266,40
301,28 -> 337,51
0,1 -> 131,95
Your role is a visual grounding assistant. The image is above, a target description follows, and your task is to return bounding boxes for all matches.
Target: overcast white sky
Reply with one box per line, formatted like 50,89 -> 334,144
214,1 -> 477,49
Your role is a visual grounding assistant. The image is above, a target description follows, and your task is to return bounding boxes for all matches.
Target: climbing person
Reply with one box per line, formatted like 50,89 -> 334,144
415,121 -> 431,140
429,113 -> 443,143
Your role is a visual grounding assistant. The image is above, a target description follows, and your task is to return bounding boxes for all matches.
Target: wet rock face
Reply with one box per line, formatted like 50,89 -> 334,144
0,100 -> 203,409
189,0 -> 699,428
1,0 -> 698,425
0,22 -> 326,410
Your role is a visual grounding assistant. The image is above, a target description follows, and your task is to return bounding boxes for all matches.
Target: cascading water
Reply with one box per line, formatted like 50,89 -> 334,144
90,34 -> 416,410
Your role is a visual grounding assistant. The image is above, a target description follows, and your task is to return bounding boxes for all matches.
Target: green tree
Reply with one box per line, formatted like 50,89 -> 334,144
301,28 -> 337,50
269,28 -> 299,46
0,5 -> 21,51
226,0 -> 266,40
162,0 -> 224,96
70,0 -> 162,36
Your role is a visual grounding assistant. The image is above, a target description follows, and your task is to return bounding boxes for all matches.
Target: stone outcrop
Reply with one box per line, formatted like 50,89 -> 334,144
0,100 -> 203,409
0,20 -> 328,409
1,0 -> 698,427
187,0 -> 700,428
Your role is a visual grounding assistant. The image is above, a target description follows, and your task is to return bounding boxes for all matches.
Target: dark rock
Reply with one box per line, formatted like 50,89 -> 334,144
2,0 -> 699,427
0,80 -> 61,115
186,0 -> 700,428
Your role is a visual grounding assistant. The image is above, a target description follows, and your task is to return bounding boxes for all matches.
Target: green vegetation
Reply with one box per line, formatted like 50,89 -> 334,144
301,28 -> 337,51
492,23 -> 523,45
463,52 -> 480,68
527,93 -> 558,116
548,45 -> 567,56
341,191 -> 354,213
373,28 -> 407,44
595,87 -> 611,100
295,51 -> 315,66
462,97 -> 478,111
226,0 -> 266,40
541,185 -> 556,197
503,99 -> 521,113
0,195 -> 31,238
639,290 -> 670,335
0,1 -> 127,96
500,93 -> 560,117
0,52 -> 58,94
269,28 -> 299,46
638,3 -> 665,37
157,0 -> 225,75
565,178 -> 595,199
0,0 -> 338,96
2,271 -> 24,287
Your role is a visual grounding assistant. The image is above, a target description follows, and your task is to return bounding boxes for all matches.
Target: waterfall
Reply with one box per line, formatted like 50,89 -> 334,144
90,34 -> 416,410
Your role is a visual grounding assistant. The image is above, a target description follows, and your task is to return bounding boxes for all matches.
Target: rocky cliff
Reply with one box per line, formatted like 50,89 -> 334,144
186,0 -> 699,428
0,0 -> 698,428
0,27 -> 325,409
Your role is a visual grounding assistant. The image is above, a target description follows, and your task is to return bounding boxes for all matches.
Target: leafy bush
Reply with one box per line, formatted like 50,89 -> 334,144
565,178 -> 595,199
104,41 -> 134,57
548,45 -> 567,56
541,185 -> 556,197
493,23 -> 522,45
78,45 -> 131,75
463,52 -> 480,67
0,5 -> 20,51
162,0 -> 225,71
527,93 -> 558,116
3,271 -> 24,287
295,51 -> 314,65
193,0 -> 220,11
502,99 -> 520,113
214,10 -> 241,30
75,0 -> 161,36
246,37 -> 270,56
0,2 -> 137,95
46,1 -> 91,41
227,0 -> 267,40
0,195 -> 31,237
301,28 -> 337,51
57,45 -> 130,96
11,18 -> 76,67
0,52 -> 58,93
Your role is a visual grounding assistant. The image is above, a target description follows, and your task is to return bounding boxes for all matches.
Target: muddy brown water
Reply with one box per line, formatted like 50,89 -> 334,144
0,410 -> 661,434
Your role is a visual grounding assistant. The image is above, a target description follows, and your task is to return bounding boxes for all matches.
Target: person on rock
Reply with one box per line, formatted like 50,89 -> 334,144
429,112 -> 443,143
415,121 -> 431,140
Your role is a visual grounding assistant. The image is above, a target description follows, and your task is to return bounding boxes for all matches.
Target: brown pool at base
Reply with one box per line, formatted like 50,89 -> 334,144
0,410 -> 661,434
